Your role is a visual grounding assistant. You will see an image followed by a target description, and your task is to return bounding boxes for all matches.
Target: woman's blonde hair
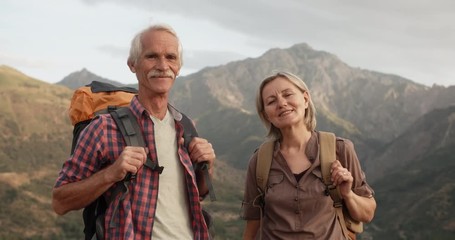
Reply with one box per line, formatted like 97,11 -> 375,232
255,71 -> 316,140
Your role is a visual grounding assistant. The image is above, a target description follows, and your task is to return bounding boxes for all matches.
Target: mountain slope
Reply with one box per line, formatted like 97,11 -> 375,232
0,65 -> 73,170
370,144 -> 455,239
0,65 -> 78,239
55,68 -> 126,90
366,105 -> 455,182
170,43 -> 455,171
172,43 -> 455,143
364,105 -> 455,239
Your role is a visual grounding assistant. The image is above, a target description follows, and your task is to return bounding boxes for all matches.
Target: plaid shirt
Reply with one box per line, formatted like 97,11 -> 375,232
55,96 -> 209,240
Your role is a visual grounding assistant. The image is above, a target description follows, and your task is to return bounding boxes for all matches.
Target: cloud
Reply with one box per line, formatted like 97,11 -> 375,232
0,53 -> 52,69
2,0 -> 454,86
78,0 -> 455,46
97,45 -> 128,59
183,49 -> 247,70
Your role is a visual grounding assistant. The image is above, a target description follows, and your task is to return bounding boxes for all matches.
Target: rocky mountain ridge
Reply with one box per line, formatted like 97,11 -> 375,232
1,39 -> 454,239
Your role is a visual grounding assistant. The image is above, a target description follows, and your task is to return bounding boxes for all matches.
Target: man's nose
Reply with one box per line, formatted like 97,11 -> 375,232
156,58 -> 169,70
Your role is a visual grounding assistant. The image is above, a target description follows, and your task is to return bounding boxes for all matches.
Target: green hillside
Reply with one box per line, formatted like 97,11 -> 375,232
0,66 -> 77,239
371,146 -> 455,239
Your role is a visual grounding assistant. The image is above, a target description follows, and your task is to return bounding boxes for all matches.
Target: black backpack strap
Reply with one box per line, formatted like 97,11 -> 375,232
72,119 -> 92,155
109,106 -> 145,147
110,106 -> 164,174
105,107 -> 215,231
106,107 -> 150,229
181,114 -> 217,202
107,107 -> 135,229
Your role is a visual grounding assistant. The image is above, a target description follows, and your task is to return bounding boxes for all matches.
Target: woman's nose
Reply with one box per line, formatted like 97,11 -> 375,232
277,96 -> 287,107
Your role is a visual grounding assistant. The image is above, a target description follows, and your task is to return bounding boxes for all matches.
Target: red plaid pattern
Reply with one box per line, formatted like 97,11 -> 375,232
55,96 -> 209,239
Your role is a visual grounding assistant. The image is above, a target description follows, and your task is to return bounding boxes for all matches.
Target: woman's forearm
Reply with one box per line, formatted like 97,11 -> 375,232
343,191 -> 377,222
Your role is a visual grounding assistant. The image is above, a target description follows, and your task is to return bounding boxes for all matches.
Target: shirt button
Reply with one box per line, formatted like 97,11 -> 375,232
294,197 -> 298,201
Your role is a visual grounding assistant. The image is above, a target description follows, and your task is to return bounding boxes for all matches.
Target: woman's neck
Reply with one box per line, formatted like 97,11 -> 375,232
280,126 -> 312,151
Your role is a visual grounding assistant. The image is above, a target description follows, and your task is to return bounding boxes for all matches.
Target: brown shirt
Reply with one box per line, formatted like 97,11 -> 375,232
241,131 -> 374,240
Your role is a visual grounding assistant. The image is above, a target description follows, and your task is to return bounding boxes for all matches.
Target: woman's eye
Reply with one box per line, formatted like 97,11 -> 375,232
266,100 -> 275,105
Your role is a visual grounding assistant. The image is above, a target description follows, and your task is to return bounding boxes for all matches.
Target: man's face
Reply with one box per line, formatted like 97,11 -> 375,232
129,30 -> 181,96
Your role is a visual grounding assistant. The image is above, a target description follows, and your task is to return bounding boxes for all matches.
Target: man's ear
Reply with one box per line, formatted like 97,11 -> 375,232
127,60 -> 136,73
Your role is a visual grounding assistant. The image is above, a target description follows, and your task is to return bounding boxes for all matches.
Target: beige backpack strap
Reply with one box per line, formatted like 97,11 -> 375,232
256,140 -> 275,194
255,140 -> 274,240
319,131 -> 351,240
320,131 -> 336,186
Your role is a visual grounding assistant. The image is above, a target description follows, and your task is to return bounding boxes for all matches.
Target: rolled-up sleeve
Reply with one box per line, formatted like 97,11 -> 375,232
241,152 -> 263,220
337,138 -> 375,198
54,116 -> 108,188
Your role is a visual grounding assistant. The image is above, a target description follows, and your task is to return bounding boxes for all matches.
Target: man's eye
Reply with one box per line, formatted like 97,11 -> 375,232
167,55 -> 177,60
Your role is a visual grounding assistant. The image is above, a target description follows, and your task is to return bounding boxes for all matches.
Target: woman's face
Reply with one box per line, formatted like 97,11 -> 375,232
262,77 -> 309,130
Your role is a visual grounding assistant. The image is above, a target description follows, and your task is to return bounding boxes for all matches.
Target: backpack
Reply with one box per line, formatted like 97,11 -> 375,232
256,131 -> 362,240
68,81 -> 215,240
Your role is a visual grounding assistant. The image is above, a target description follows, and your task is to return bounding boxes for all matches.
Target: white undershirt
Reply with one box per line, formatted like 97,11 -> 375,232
150,110 -> 193,240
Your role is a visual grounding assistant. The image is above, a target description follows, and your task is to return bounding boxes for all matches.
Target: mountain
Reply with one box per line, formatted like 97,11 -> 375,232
174,44 -> 455,142
368,107 -> 455,239
169,43 -> 455,170
0,65 -> 73,170
0,65 -> 78,239
366,105 -> 455,182
1,39 -> 455,239
55,68 -> 126,90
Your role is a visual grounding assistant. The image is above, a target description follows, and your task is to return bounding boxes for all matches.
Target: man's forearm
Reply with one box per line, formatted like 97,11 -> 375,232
52,167 -> 114,215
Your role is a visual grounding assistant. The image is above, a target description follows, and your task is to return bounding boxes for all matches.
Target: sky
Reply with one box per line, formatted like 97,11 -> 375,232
1,0 -> 454,86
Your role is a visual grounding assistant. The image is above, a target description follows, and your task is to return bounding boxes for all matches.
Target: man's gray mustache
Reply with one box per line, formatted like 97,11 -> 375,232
148,70 -> 175,78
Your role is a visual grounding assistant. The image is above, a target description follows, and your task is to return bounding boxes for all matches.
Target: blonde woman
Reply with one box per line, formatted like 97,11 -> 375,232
241,72 -> 376,239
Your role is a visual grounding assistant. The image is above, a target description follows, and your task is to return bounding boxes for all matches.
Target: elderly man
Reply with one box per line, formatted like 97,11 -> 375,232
52,24 -> 215,240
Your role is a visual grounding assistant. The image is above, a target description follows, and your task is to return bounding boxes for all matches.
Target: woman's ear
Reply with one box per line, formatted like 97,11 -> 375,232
303,91 -> 310,108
